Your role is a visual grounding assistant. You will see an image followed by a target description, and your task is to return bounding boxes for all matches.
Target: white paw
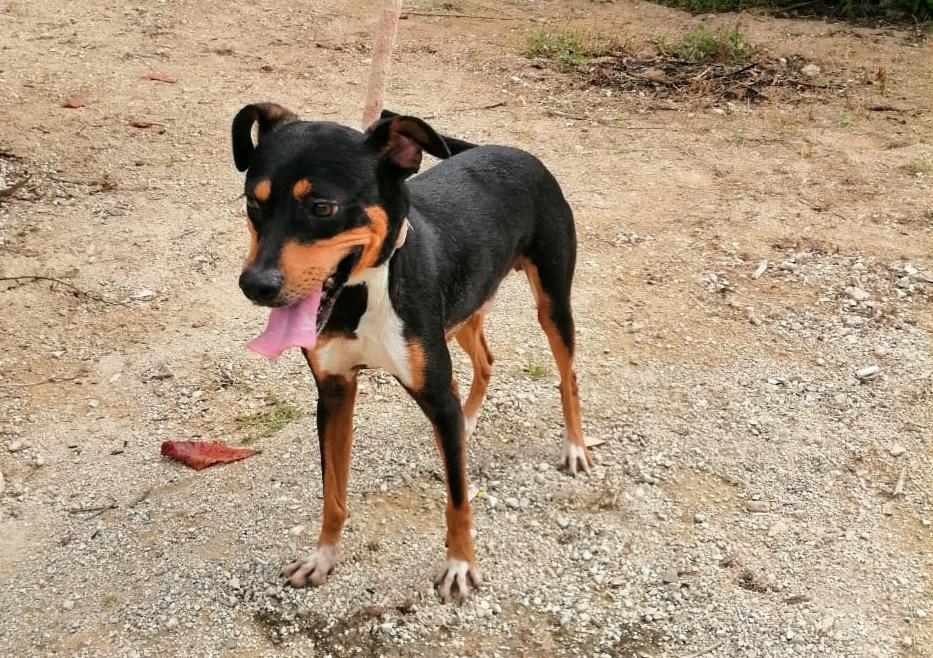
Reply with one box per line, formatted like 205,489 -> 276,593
464,414 -> 478,440
434,559 -> 482,602
282,545 -> 337,587
559,440 -> 592,476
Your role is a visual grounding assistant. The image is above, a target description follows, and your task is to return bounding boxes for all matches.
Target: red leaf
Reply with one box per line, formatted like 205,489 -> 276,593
144,71 -> 177,84
129,117 -> 154,128
160,440 -> 258,471
64,95 -> 86,108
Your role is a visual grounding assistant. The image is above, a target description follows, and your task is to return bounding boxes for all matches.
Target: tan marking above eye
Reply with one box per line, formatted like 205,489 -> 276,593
253,179 -> 271,202
292,178 -> 312,200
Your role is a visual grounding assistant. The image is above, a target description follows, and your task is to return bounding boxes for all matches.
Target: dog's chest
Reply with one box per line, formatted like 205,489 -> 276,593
313,265 -> 416,387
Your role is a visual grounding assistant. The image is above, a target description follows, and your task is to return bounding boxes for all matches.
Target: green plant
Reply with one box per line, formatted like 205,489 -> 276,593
660,24 -> 753,63
523,29 -> 626,68
522,355 -> 549,380
238,399 -> 302,443
901,158 -> 933,175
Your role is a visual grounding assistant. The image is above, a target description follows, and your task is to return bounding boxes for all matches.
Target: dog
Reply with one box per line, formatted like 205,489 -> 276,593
231,103 -> 592,601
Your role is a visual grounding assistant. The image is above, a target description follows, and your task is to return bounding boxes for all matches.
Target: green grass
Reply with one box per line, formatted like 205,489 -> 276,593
901,158 -> 933,175
650,0 -> 931,19
237,399 -> 302,444
521,355 -> 549,380
658,24 -> 753,62
523,29 -> 627,68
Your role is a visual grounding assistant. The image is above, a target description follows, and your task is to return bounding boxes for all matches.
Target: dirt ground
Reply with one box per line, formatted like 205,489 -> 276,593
1,0 -> 932,656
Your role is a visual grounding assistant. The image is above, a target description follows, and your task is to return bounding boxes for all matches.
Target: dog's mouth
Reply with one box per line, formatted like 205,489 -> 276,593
246,251 -> 359,360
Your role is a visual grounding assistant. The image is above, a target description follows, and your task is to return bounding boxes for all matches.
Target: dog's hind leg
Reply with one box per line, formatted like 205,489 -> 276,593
454,311 -> 493,439
520,241 -> 592,476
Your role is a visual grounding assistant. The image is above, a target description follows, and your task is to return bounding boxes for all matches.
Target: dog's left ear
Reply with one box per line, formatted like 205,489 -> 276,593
364,115 -> 451,177
232,103 -> 298,172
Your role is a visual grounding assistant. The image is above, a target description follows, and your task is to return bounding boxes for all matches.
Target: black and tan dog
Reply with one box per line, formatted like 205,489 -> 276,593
231,103 -> 592,601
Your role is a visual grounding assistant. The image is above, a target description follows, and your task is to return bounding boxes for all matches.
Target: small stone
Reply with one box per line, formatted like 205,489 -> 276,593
62,600 -> 75,611
537,463 -> 549,472
745,500 -> 770,513
661,569 -> 679,584
917,609 -> 928,619
896,277 -> 910,289
8,441 -> 25,453
887,444 -> 905,457
693,513 -> 706,524
785,629 -> 795,641
845,286 -> 870,301
801,63 -> 820,77
288,525 -> 305,537
818,615 -> 835,634
505,497 -> 520,510
166,617 -> 179,630
132,288 -> 155,300
486,495 -> 498,509
855,364 -> 881,381
557,517 -> 570,529
874,345 -> 887,358
228,577 -> 240,589
882,502 -> 895,516
33,455 -> 45,467
767,519 -> 787,537
88,399 -> 99,408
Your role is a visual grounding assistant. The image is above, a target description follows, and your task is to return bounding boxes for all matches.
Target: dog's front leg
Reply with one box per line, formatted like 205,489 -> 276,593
283,374 -> 357,587
408,353 -> 482,602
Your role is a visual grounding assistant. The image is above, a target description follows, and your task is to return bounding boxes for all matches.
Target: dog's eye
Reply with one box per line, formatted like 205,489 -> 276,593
312,202 -> 339,218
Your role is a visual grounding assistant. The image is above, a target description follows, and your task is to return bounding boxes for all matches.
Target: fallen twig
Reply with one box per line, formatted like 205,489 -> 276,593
682,640 -> 725,658
0,275 -> 128,306
0,373 -> 82,388
422,101 -> 506,119
69,503 -> 118,518
402,11 -> 527,21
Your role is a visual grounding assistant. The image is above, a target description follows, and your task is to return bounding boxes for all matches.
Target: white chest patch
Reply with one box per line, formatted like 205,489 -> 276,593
313,262 -> 416,387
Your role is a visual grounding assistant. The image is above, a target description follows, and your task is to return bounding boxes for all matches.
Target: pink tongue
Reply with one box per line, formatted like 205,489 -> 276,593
247,287 -> 322,360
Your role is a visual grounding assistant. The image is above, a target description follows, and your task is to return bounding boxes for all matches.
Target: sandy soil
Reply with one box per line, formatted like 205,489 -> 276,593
1,1 -> 932,656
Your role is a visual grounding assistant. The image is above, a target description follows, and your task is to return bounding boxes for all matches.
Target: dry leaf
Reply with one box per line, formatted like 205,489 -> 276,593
161,440 -> 258,471
64,95 -> 86,109
144,71 -> 177,84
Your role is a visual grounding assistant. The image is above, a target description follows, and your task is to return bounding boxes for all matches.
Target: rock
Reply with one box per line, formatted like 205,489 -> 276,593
767,519 -> 787,537
486,495 -> 498,509
896,277 -> 910,289
845,286 -> 870,301
801,63 -> 821,77
33,455 -> 45,467
661,569 -> 679,584
8,441 -> 25,453
818,615 -> 835,634
166,617 -> 179,630
887,444 -> 906,457
557,517 -> 570,529
874,345 -> 887,358
537,463 -> 549,472
288,525 -> 305,537
882,502 -> 895,516
505,497 -> 520,510
745,500 -> 770,513
693,513 -> 707,524
228,577 -> 240,589
132,288 -> 155,300
62,600 -> 75,611
855,365 -> 881,381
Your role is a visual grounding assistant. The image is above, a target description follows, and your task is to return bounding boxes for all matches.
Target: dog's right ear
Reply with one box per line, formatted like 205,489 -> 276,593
231,103 -> 298,172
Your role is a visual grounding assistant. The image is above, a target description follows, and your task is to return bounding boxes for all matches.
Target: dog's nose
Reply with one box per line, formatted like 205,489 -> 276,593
239,268 -> 283,304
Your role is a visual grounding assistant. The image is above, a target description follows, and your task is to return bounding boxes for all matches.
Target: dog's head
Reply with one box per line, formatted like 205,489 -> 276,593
231,102 -> 449,326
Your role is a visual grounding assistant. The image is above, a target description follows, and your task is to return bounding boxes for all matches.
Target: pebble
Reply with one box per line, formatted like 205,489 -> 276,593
767,519 -> 787,537
229,577 -> 240,589
505,497 -> 520,510
745,500 -> 770,513
288,525 -> 305,537
887,444 -> 905,457
486,495 -> 498,508
661,569 -> 679,584
62,600 -> 74,611
855,364 -> 881,381
165,617 -> 179,630
8,440 -> 25,453
557,517 -> 569,529
537,463 -> 549,472
874,345 -> 887,358
33,455 -> 45,467
693,513 -> 706,524
801,63 -> 821,77
845,286 -> 870,302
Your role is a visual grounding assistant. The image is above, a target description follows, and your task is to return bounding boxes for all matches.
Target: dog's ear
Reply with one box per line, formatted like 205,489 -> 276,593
231,103 -> 298,172
364,115 -> 451,177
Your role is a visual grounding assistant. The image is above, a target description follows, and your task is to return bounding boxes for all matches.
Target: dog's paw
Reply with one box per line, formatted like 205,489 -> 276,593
282,545 -> 337,587
464,414 -> 478,440
434,559 -> 482,602
559,440 -> 592,476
